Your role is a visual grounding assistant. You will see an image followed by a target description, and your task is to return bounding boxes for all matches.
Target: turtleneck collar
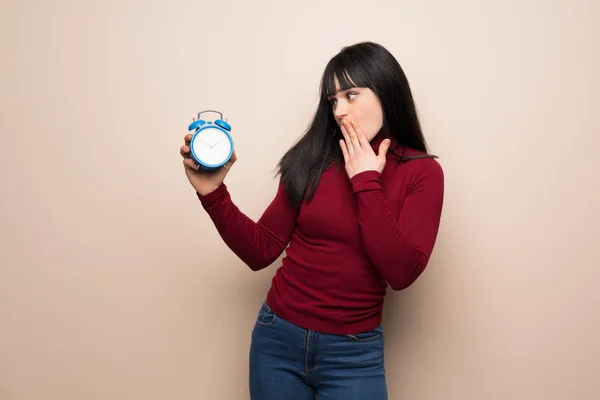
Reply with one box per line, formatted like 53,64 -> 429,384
369,130 -> 385,150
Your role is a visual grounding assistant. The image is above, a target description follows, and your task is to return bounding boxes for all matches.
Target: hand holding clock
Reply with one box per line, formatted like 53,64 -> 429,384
181,133 -> 237,196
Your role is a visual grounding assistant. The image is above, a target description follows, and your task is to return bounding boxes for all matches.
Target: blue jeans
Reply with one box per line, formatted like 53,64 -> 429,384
249,301 -> 388,399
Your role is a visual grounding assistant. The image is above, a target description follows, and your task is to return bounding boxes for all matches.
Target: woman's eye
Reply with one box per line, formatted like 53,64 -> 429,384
347,92 -> 357,100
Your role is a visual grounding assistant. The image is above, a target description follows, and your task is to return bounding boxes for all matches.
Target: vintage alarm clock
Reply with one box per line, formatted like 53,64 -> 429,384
187,109 -> 234,170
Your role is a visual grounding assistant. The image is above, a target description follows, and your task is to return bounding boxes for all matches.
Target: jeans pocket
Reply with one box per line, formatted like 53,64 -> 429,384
346,324 -> 383,342
256,301 -> 277,326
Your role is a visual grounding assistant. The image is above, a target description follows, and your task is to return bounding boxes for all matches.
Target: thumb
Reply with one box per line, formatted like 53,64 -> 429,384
378,139 -> 391,158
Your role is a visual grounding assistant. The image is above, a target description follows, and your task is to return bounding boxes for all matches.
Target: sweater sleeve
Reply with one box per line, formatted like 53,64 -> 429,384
350,158 -> 444,290
196,179 -> 298,271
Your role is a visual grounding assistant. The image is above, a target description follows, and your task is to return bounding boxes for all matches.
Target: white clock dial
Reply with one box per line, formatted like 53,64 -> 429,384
190,127 -> 232,166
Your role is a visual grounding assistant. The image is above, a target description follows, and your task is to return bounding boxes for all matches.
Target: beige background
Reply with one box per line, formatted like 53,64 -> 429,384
1,0 -> 599,399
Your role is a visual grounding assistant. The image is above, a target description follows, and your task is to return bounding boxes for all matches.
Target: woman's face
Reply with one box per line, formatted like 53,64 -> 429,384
328,75 -> 384,142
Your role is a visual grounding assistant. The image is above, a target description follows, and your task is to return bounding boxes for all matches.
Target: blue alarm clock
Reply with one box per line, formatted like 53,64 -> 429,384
188,109 -> 234,170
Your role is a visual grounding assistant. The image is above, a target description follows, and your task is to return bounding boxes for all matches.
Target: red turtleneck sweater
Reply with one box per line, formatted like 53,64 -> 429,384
197,135 -> 444,334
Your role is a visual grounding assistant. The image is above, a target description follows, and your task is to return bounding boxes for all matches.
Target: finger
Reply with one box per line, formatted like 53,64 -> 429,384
184,134 -> 192,145
339,139 -> 349,162
180,144 -> 190,158
340,123 -> 354,156
344,119 -> 361,151
352,120 -> 370,149
378,139 -> 391,159
340,124 -> 353,156
183,158 -> 199,171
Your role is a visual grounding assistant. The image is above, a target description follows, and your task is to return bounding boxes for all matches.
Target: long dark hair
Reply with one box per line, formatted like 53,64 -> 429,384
276,41 -> 435,207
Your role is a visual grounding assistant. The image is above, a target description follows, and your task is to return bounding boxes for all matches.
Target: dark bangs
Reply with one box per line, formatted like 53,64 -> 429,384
321,51 -> 377,99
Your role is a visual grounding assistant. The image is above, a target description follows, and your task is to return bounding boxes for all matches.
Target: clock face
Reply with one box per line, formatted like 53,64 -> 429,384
190,126 -> 233,167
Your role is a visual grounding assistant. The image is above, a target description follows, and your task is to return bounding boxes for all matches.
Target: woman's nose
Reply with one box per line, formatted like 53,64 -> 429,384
334,104 -> 349,120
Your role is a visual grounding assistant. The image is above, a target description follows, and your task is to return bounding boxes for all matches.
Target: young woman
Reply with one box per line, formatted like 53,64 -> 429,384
180,41 -> 444,399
